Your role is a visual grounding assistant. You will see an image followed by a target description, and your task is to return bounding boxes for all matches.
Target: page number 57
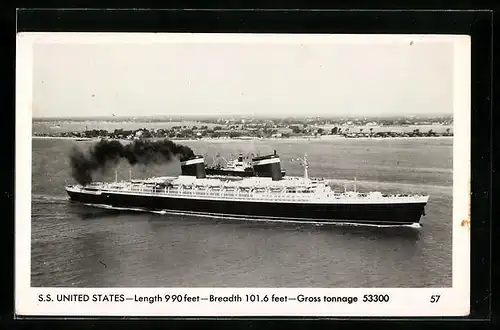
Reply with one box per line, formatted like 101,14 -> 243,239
430,295 -> 441,303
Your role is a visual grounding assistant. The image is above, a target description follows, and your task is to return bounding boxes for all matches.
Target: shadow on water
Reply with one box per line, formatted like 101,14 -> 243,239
67,202 -> 422,241
308,224 -> 422,241
147,210 -> 422,241
232,220 -> 422,241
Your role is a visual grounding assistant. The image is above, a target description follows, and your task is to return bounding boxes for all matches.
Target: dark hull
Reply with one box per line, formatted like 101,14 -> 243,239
66,189 -> 426,226
205,168 -> 286,177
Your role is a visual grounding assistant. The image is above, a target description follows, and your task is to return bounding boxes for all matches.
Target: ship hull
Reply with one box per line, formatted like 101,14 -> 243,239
205,168 -> 286,177
66,188 -> 426,226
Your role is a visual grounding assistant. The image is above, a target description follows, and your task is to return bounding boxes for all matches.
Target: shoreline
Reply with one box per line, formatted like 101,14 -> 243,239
32,135 -> 453,142
32,136 -> 93,140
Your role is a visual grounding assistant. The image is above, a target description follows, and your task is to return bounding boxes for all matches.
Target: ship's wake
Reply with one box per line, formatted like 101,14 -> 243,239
80,203 -> 422,229
32,193 -> 71,203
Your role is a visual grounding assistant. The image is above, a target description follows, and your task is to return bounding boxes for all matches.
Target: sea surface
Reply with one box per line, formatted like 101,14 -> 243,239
31,137 -> 453,287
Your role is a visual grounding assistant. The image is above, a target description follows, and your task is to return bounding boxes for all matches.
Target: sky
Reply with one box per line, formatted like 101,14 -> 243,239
30,34 -> 455,118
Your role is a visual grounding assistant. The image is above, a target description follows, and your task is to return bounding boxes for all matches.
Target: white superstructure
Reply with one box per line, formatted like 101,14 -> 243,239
68,175 -> 429,205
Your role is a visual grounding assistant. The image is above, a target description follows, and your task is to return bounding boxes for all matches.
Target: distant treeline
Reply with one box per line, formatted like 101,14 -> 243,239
34,127 -> 286,139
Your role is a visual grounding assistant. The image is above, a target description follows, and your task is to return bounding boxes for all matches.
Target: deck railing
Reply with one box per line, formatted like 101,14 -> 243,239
97,184 -> 321,202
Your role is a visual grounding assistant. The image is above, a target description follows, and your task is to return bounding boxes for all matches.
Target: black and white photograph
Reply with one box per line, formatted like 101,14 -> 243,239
16,33 -> 471,317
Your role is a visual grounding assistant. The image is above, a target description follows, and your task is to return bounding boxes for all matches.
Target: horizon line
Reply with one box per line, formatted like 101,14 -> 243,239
32,113 -> 454,120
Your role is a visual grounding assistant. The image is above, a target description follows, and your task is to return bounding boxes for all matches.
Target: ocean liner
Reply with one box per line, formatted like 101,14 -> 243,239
205,152 -> 286,178
65,153 -> 429,226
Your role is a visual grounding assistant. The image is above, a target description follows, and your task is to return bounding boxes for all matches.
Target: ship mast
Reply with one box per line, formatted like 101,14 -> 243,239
303,154 -> 309,180
293,154 -> 309,180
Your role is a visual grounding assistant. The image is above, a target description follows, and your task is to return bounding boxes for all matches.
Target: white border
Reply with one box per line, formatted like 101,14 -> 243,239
16,33 -> 471,317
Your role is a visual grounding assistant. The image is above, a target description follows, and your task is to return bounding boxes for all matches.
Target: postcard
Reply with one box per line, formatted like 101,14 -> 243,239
16,32 -> 470,317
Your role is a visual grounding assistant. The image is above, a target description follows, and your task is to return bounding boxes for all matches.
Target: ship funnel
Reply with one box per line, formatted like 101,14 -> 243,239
180,155 -> 206,179
251,153 -> 283,181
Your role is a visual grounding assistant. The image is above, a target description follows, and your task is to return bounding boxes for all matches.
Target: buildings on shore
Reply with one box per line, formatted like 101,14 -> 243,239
32,116 -> 454,140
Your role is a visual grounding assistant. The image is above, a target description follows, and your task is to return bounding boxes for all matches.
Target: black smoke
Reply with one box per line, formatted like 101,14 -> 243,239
69,139 -> 195,185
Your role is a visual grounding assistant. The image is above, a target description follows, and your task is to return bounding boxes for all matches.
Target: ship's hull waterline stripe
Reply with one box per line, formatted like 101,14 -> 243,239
79,202 -> 422,228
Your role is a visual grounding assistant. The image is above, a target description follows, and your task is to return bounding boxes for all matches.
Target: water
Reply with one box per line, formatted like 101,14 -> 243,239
31,137 -> 453,288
